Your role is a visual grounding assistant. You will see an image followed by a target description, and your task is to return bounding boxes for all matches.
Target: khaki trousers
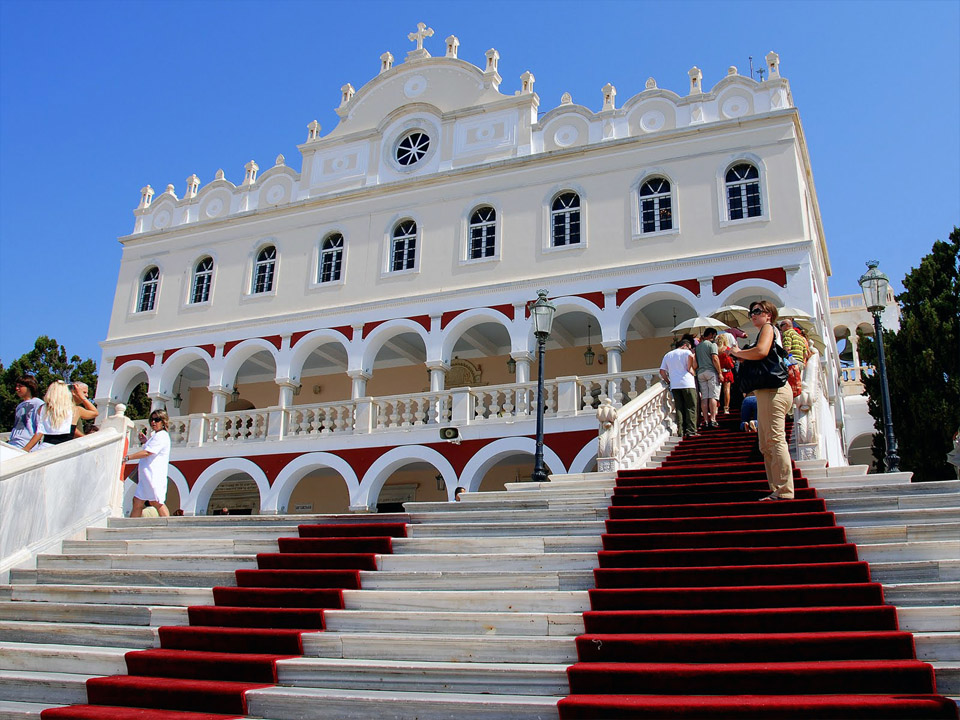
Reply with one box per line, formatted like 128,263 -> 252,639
755,383 -> 794,498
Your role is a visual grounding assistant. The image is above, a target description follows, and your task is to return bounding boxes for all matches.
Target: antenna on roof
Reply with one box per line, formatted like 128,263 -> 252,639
748,55 -> 765,82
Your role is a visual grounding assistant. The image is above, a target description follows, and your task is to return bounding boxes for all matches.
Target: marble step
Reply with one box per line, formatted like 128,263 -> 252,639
857,541 -> 960,563
324,610 -> 583,636
817,480 -> 960,499
931,663 -> 960,695
407,508 -> 607,523
0,584 -> 214,606
883,581 -> 960,606
379,553 -> 597,572
825,494 -> 960,512
915,632 -> 960,662
10,568 -> 237,588
342,590 -> 590,614
0,601 -> 186,627
867,560 -> 960,584
836,508 -> 960,527
36,553 -> 258,571
0,699 -> 58,720
898,606 -> 960,633
276,656 -> 569,695
0,620 -> 157,648
359,570 -> 594,592
846,523 -> 960,544
0,642 -> 129,675
0,670 -> 89,705
408,521 -> 606,538
104,514 -> 409,529
303,632 -> 576,664
246,686 -> 560,720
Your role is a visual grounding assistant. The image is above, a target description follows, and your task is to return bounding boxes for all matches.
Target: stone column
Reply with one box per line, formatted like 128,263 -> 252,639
276,378 -> 298,409
511,352 -> 533,415
849,334 -> 861,380
348,370 -> 371,399
603,341 -> 625,404
425,361 -> 449,392
147,393 -> 170,412
208,386 -> 230,414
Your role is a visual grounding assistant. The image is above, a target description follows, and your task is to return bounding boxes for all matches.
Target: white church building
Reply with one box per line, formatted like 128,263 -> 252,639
95,25 -> 848,516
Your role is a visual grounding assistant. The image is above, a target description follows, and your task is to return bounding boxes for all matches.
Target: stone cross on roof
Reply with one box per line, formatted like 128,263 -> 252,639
407,22 -> 433,60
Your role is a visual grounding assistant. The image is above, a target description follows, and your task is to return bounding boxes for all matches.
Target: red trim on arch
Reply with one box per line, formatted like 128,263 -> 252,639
290,330 -> 312,347
409,315 -> 431,332
615,280 -> 699,307
112,353 -> 156,371
572,292 -> 605,310
222,335 -> 282,356
712,268 -> 787,296
161,345 -> 215,363
440,304 -> 515,330
362,316 -> 431,339
170,459 -> 225,489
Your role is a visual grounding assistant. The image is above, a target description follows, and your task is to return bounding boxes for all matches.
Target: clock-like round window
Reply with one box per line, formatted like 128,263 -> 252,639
395,131 -> 431,166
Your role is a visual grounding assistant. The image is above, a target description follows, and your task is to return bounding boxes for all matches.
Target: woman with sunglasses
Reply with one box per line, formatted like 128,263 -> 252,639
123,410 -> 172,517
728,300 -> 794,500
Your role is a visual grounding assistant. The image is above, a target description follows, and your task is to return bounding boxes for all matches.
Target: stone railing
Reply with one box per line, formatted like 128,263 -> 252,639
840,364 -> 875,383
596,380 -> 675,472
134,369 -> 662,449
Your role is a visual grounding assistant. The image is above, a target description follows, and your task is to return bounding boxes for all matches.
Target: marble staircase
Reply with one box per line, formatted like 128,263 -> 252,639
0,456 -> 958,719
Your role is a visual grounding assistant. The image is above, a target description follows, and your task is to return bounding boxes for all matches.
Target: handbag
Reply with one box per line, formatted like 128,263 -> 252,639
738,337 -> 790,395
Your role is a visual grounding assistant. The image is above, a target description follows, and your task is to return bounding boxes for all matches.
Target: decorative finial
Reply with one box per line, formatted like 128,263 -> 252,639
243,160 -> 258,186
275,154 -> 285,166
164,183 -> 176,196
601,83 -> 616,111
138,185 -> 154,209
185,174 -> 200,199
215,169 -> 224,181
340,83 -> 355,107
645,77 -> 657,90
380,52 -> 394,73
765,51 -> 780,79
445,35 -> 459,58
688,66 -> 703,95
485,48 -> 500,73
307,120 -> 321,141
728,66 -> 738,76
520,71 -> 535,95
560,92 -> 572,105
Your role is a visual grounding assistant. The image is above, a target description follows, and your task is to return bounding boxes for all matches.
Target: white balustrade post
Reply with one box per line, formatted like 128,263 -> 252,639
555,376 -> 580,417
348,370 -> 370,399
354,397 -> 373,434
603,342 -> 624,402
450,388 -> 472,424
100,405 -> 135,517
187,415 -> 206,447
512,352 -> 533,415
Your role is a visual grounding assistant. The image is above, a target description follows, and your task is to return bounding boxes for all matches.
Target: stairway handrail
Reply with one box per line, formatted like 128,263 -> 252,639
596,380 -> 675,472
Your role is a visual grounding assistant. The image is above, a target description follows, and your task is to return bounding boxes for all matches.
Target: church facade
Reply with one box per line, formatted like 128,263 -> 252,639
95,26 -> 845,515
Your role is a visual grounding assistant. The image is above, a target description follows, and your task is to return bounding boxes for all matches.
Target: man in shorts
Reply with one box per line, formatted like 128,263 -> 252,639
695,328 -> 722,428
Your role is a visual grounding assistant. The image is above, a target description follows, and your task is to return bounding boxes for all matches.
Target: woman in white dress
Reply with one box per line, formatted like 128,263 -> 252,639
123,410 -> 172,517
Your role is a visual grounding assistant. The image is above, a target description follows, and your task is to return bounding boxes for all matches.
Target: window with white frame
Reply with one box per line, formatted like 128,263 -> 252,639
137,267 -> 159,312
468,206 -> 496,260
391,220 -> 417,271
253,246 -> 277,293
725,163 -> 762,220
639,178 -> 673,233
319,233 -> 344,283
551,192 -> 581,246
191,257 -> 213,304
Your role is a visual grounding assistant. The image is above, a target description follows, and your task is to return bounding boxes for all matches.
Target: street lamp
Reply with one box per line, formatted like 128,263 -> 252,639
528,289 -> 556,483
858,260 -> 900,472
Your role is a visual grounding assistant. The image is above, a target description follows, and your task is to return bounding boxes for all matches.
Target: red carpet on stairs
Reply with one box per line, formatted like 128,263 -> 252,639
40,521 -> 407,720
559,416 -> 959,719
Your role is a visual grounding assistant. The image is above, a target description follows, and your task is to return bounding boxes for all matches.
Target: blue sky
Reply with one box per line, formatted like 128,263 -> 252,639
1,0 -> 958,370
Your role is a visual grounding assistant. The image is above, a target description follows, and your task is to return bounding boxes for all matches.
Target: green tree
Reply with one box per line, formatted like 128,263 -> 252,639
125,381 -> 151,421
857,227 -> 960,481
0,336 -> 99,433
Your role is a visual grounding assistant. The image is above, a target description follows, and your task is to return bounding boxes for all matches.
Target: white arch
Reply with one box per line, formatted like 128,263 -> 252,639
107,360 -> 153,402
358,445 -> 458,507
185,458 -> 270,516
265,452 -> 360,515
715,279 -> 785,308
439,308 -> 512,363
617,284 -> 700,340
568,439 -> 599,474
158,348 -> 213,396
358,319 -> 430,373
287,329 -> 352,382
458,437 -> 566,492
219,338 -> 280,388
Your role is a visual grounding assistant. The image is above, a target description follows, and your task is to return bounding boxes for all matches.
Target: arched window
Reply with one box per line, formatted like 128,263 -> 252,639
391,220 -> 417,272
725,163 -> 761,220
137,267 -> 159,312
253,246 -> 276,293
639,178 -> 672,233
551,192 -> 581,246
468,206 -> 496,260
191,257 -> 213,304
319,233 -> 344,283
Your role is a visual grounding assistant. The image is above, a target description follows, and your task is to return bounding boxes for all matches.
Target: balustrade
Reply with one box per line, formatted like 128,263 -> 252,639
840,364 -> 875,383
372,391 -> 453,431
287,402 -> 354,437
205,409 -> 269,443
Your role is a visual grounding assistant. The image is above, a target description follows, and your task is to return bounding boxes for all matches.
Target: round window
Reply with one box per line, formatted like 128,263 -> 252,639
395,131 -> 431,166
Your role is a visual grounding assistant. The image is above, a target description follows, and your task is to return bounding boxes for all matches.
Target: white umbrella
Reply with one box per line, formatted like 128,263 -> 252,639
778,306 -> 813,320
672,316 -> 728,335
709,305 -> 751,327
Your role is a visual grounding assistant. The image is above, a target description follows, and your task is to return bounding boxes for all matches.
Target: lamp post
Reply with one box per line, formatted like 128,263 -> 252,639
858,260 -> 900,472
528,289 -> 556,483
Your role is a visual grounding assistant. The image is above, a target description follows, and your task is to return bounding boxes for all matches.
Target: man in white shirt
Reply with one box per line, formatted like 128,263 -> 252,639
659,338 -> 698,437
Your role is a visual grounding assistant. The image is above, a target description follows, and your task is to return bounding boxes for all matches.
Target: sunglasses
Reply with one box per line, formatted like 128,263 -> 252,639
149,418 -> 163,424
749,308 -> 765,316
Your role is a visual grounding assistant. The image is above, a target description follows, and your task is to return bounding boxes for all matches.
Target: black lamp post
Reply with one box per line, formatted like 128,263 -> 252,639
858,260 -> 900,472
529,289 -> 556,483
